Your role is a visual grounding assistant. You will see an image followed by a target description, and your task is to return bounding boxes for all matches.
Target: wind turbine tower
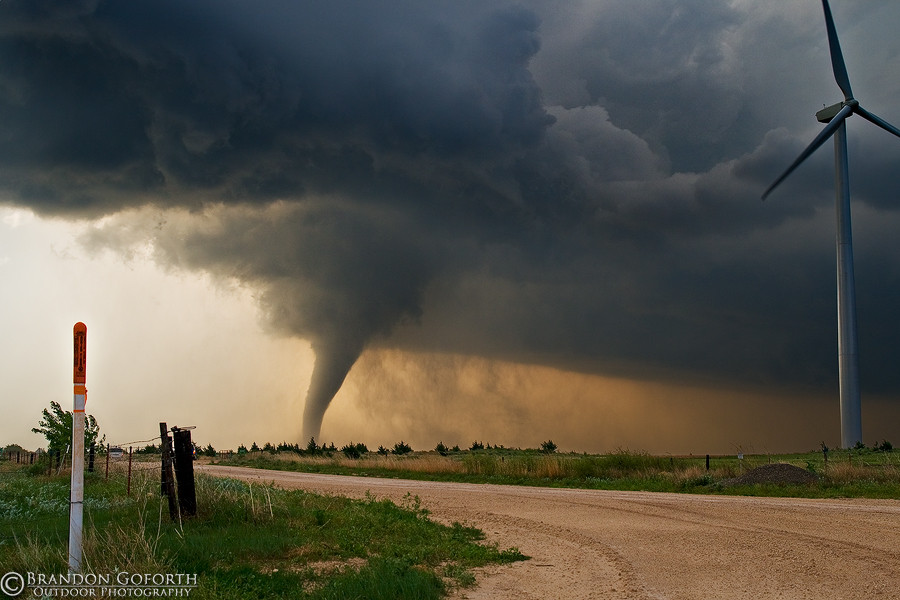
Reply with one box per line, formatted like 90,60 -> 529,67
763,0 -> 900,448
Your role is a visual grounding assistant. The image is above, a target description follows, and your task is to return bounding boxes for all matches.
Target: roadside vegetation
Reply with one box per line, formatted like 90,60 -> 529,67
215,441 -> 900,499
0,460 -> 525,599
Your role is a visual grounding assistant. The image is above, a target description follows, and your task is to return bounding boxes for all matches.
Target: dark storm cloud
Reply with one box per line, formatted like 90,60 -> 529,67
4,0 -> 900,436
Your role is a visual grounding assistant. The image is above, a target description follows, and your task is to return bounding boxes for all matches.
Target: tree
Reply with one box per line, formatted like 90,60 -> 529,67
391,441 -> 412,455
32,401 -> 104,455
540,440 -> 558,454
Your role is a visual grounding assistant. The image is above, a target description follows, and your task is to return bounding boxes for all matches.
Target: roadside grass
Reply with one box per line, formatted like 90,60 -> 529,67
0,462 -> 525,599
216,447 -> 900,499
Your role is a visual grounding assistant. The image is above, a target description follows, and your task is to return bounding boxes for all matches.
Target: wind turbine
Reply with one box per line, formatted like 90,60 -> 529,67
763,0 -> 900,449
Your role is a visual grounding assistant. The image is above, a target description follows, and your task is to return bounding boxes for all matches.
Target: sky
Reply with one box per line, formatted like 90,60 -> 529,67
2,0 -> 900,455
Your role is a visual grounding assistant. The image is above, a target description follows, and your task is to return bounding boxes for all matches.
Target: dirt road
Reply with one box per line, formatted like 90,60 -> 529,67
198,465 -> 900,599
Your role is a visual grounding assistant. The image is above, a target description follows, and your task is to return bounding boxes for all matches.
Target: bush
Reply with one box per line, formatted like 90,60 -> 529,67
392,441 -> 413,455
875,440 -> 893,452
435,442 -> 449,456
341,443 -> 368,459
377,445 -> 389,456
540,440 -> 558,454
341,444 -> 361,459
469,441 -> 484,451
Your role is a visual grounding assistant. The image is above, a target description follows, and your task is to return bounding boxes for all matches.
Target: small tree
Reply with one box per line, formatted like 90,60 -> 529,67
540,440 -> 558,454
392,441 -> 412,455
341,443 -> 364,459
435,441 -> 448,456
32,400 -> 104,456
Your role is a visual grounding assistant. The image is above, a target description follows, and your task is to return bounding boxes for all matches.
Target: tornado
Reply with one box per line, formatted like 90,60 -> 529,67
302,339 -> 364,442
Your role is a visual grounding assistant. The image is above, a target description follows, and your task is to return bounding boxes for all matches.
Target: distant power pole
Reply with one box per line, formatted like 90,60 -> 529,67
68,322 -> 87,573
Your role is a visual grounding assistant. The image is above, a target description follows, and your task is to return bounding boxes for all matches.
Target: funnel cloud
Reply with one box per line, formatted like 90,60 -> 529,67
3,0 -> 900,443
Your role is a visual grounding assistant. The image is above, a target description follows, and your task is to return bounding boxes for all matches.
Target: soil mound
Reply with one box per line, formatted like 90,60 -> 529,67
722,463 -> 819,487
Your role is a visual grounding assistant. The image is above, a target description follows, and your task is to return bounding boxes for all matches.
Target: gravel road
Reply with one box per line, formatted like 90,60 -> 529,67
198,465 -> 900,599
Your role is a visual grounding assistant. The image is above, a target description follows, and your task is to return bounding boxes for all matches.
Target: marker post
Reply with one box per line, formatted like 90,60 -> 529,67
69,322 -> 87,573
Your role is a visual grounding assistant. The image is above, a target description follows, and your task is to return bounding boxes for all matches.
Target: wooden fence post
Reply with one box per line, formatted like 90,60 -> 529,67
127,446 -> 133,497
172,428 -> 197,517
159,423 -> 179,522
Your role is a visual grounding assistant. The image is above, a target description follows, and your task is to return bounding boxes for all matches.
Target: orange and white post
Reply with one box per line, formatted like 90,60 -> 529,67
69,322 -> 87,573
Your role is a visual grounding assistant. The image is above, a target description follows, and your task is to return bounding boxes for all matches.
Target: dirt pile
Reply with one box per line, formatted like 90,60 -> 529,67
722,463 -> 819,486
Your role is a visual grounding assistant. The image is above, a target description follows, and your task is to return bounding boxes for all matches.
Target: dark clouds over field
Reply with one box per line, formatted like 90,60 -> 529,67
2,0 -> 900,439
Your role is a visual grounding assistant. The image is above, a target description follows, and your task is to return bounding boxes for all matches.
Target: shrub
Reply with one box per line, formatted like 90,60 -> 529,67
469,441 -> 484,451
135,444 -> 159,455
392,441 -> 413,455
341,442 -> 369,459
540,440 -> 558,454
377,445 -> 389,456
435,442 -> 449,456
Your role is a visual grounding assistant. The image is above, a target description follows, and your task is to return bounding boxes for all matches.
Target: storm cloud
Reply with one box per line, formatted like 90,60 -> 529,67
3,0 -> 900,440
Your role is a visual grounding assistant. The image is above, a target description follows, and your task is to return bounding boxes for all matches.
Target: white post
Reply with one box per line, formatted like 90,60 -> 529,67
69,323 -> 87,573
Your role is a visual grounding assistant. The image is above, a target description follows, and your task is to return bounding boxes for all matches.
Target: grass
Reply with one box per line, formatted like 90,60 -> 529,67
0,460 -> 525,599
214,446 -> 900,499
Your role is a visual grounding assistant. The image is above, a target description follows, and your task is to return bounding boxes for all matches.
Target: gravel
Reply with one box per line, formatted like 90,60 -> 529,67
721,463 -> 820,487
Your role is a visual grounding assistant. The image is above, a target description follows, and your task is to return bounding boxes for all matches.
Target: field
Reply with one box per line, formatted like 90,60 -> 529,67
0,459 -> 524,599
215,446 -> 900,498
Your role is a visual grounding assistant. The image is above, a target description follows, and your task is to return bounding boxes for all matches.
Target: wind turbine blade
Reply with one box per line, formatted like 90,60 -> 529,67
762,103 -> 854,200
822,0 -> 854,101
855,105 -> 900,139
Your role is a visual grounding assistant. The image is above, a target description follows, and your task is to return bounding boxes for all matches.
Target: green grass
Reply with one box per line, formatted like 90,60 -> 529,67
0,462 -> 525,599
214,447 -> 900,499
